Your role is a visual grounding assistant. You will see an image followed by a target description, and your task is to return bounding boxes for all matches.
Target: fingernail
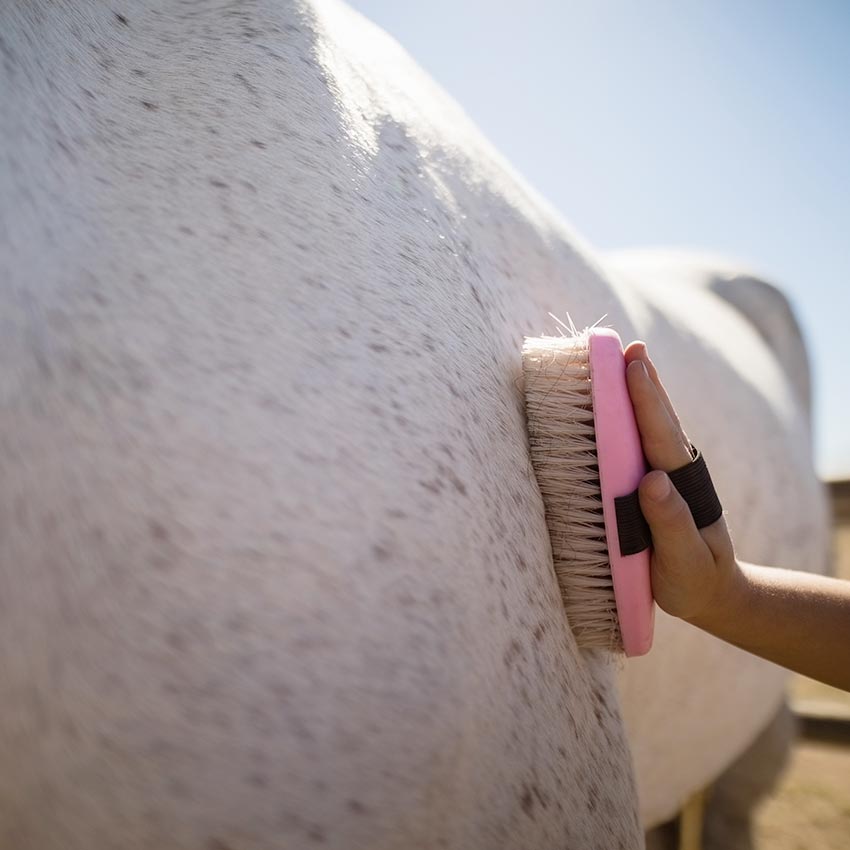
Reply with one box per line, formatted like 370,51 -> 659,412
646,472 -> 671,501
638,360 -> 649,379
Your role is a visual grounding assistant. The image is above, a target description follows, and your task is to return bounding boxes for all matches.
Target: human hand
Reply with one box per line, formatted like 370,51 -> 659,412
623,342 -> 741,625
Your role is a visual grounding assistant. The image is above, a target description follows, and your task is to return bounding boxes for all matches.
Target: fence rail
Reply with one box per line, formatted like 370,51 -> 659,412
829,479 -> 850,525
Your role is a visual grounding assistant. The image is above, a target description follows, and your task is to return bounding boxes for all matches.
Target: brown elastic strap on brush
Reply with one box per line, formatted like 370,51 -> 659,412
614,446 -> 723,556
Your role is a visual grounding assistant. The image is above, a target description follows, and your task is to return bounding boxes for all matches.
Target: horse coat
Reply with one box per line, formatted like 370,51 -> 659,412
0,1 -> 828,847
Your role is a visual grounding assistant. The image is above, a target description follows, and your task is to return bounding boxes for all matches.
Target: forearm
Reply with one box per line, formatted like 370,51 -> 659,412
688,561 -> 850,691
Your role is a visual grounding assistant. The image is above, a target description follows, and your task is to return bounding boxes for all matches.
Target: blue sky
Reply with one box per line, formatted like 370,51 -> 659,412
349,0 -> 850,480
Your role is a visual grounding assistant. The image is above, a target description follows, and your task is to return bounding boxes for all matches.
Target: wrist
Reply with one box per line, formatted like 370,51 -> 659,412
684,556 -> 747,634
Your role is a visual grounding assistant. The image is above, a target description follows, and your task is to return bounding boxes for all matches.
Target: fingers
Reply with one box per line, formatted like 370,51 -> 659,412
625,341 -> 738,623
624,340 -> 685,432
626,356 -> 693,471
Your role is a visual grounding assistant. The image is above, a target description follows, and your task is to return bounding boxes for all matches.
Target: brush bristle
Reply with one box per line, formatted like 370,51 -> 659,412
521,329 -> 622,651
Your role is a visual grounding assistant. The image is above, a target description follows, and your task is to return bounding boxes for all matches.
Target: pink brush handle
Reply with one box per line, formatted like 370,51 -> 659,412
589,329 -> 655,657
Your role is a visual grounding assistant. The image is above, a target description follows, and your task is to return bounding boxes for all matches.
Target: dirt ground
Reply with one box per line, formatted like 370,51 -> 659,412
752,737 -> 850,850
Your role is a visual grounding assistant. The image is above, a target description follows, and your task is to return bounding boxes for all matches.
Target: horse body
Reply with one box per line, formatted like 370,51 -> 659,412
0,1 -> 827,847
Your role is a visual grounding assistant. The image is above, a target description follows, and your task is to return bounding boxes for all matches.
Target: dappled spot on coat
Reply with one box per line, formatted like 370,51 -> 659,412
503,638 -> 523,669
347,799 -> 369,815
165,630 -> 188,652
520,785 -> 535,818
448,473 -> 467,496
246,771 -> 268,788
531,784 -> 549,811
371,543 -> 392,562
434,461 -> 468,496
148,519 -> 170,542
225,613 -> 249,633
167,777 -> 191,800
306,826 -> 326,843
429,589 -> 447,607
233,72 -> 258,96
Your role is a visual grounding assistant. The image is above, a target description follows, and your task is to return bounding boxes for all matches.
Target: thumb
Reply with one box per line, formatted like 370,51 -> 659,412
639,469 -> 710,580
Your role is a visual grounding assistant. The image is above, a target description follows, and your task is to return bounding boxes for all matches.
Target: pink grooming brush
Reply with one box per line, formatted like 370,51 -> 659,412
521,325 -> 655,656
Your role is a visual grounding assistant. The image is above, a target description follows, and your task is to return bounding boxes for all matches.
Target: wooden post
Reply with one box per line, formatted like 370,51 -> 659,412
678,787 -> 706,850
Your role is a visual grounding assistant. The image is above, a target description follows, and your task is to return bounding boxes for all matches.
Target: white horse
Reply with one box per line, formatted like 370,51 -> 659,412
0,1 -> 828,847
